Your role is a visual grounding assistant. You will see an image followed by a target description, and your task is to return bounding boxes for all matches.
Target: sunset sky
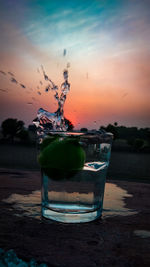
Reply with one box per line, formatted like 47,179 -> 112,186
0,0 -> 150,129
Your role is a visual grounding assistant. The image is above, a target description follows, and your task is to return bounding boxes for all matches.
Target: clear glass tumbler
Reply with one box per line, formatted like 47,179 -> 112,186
40,130 -> 113,223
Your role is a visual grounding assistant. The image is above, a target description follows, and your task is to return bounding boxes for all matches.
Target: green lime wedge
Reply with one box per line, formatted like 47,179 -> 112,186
38,137 -> 85,180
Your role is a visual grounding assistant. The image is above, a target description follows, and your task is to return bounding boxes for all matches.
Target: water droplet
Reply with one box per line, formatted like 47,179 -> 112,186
0,70 -> 6,75
11,77 -> 18,84
67,62 -> 70,68
20,84 -> 26,88
63,49 -> 67,56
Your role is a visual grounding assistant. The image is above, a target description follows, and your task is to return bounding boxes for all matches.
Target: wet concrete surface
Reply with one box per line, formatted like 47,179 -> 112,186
0,169 -> 150,266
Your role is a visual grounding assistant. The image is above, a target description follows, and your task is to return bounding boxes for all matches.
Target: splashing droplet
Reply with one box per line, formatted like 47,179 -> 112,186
20,84 -> 26,88
63,49 -> 67,56
11,78 -> 18,84
67,62 -> 70,68
33,66 -> 71,138
0,70 -> 6,75
8,71 -> 14,76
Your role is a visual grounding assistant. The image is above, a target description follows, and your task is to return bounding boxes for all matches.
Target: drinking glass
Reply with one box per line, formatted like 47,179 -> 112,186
40,130 -> 113,223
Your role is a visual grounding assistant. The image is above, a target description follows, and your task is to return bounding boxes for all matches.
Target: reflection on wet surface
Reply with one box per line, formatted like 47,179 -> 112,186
3,191 -> 41,220
103,183 -> 137,217
134,230 -> 150,238
2,183 -> 137,220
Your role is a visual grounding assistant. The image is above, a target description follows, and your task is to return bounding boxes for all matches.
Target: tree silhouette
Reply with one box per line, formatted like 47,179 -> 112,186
17,129 -> 29,143
64,118 -> 74,131
99,124 -> 118,139
28,124 -> 37,132
1,118 -> 25,142
80,128 -> 88,132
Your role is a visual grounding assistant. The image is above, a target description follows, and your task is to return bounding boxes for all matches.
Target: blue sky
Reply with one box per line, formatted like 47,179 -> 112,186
2,0 -> 149,58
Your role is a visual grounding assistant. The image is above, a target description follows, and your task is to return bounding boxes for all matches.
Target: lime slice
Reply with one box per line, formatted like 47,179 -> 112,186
38,137 -> 85,180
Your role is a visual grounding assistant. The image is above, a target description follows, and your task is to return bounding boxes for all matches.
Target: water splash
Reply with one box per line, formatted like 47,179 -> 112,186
0,60 -> 70,110
33,66 -> 70,140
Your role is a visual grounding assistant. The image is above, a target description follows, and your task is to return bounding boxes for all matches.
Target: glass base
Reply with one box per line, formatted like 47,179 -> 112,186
42,205 -> 102,223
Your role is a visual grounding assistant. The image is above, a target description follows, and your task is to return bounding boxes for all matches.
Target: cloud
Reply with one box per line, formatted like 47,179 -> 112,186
0,22 -> 55,68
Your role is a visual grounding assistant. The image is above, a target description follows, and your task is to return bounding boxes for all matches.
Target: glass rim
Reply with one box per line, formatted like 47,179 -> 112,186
43,130 -> 113,144
45,129 -> 113,136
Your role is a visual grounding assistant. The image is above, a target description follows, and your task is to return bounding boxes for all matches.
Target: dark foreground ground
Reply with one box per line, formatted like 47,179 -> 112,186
0,143 -> 150,182
0,169 -> 150,266
0,144 -> 150,266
